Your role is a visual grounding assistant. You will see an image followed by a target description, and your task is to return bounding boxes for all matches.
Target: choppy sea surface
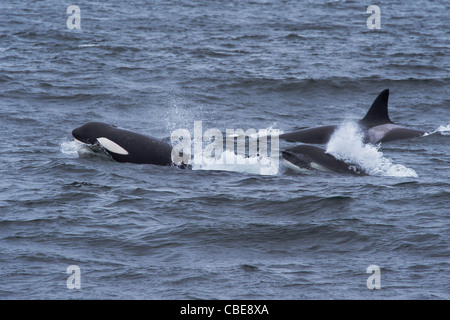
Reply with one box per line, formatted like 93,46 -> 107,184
0,0 -> 448,299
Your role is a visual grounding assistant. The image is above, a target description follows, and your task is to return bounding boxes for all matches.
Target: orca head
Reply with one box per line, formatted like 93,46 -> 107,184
72,122 -> 130,156
359,89 -> 393,128
72,122 -> 112,145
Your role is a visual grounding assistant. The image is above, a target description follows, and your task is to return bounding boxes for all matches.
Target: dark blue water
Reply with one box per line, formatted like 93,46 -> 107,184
0,0 -> 448,299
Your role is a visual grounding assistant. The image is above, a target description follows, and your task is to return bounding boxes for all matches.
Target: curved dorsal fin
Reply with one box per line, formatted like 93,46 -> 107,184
360,89 -> 393,126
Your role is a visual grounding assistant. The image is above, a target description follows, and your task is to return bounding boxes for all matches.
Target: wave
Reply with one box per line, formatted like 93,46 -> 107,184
325,121 -> 419,178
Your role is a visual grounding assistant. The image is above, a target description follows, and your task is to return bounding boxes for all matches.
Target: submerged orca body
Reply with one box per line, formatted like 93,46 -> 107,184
72,122 -> 173,165
282,145 -> 362,175
279,89 -> 425,145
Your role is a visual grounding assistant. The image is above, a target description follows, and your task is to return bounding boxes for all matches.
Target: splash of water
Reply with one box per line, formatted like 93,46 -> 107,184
326,121 -> 418,178
60,139 -> 109,159
436,124 -> 450,136
423,123 -> 450,137
60,140 -> 82,157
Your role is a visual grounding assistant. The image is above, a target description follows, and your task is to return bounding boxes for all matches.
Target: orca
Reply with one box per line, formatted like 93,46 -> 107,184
279,89 -> 425,144
72,122 -> 173,165
281,145 -> 362,175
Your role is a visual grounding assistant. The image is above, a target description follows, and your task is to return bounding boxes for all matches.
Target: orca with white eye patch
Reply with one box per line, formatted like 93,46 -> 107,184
72,122 -> 173,166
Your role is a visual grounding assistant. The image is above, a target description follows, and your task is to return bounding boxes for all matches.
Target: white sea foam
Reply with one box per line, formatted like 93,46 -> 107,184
60,139 -> 107,158
60,140 -> 82,157
78,44 -> 101,48
436,124 -> 450,136
423,123 -> 450,137
326,121 -> 419,178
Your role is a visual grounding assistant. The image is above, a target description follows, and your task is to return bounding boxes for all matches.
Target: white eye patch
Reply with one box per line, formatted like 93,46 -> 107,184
97,137 -> 129,155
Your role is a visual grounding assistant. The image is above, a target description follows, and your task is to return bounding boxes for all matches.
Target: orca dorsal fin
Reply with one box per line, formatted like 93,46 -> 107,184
360,89 -> 393,126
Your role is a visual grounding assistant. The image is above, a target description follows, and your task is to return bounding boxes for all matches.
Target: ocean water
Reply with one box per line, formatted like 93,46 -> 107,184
0,0 -> 448,300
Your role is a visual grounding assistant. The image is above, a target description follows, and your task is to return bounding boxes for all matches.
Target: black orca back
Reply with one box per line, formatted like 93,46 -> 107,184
103,127 -> 173,165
